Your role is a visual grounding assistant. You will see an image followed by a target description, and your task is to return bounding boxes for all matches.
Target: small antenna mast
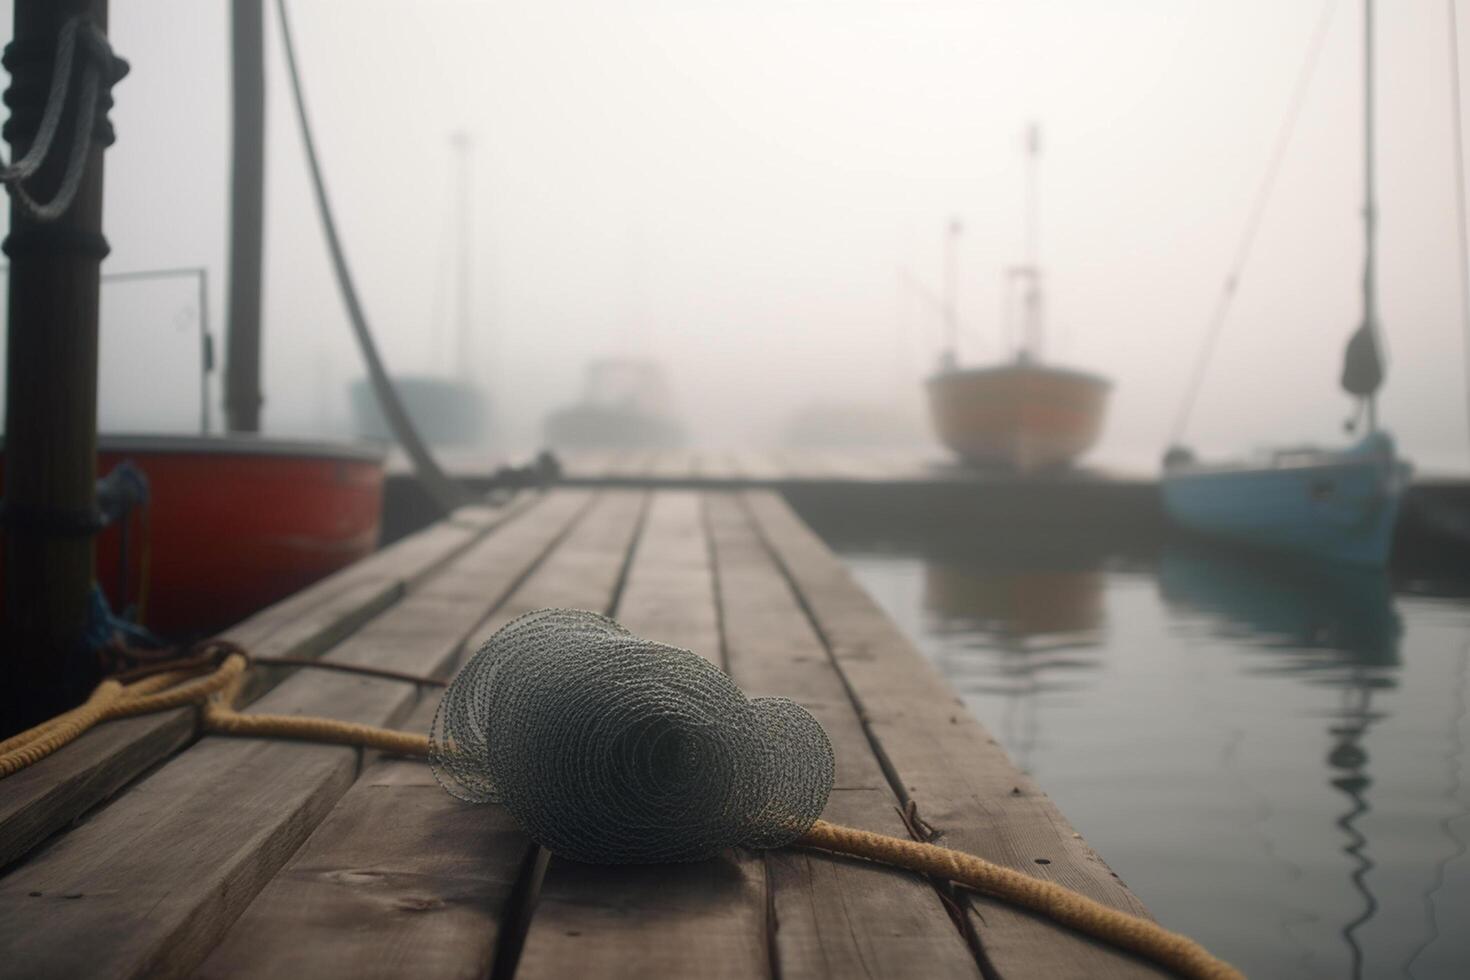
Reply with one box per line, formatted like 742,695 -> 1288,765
941,217 -> 962,369
1022,122 -> 1044,361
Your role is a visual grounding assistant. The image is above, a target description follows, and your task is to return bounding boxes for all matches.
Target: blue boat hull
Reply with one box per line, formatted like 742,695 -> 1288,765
1161,433 -> 1410,566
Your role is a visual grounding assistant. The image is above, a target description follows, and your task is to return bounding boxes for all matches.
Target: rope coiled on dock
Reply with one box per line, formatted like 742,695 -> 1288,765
0,614 -> 1242,980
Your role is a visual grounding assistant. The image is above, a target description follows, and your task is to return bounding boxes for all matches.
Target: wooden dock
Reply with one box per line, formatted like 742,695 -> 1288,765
388,447 -> 1468,563
0,488 -> 1171,978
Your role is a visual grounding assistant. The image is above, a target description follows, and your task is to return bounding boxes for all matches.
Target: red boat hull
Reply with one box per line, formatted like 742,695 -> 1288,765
1,435 -> 386,637
925,363 -> 1111,472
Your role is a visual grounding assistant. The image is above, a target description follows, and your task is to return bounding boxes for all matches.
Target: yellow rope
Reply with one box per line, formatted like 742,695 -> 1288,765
798,819 -> 1243,980
202,705 -> 431,757
0,656 -> 247,777
0,655 -> 1241,980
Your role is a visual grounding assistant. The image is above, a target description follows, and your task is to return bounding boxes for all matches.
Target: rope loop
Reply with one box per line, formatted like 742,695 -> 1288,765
0,15 -> 129,223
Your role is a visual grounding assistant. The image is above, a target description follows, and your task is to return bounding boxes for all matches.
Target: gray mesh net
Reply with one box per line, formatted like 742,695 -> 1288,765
429,608 -> 835,864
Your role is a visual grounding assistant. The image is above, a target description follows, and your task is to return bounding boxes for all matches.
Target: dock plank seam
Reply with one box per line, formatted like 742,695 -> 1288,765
488,491 -> 653,980
0,495 -> 542,874
0,492 -> 596,980
502,491 -> 774,980
739,491 -> 1169,979
733,490 -> 1000,977
705,492 -> 980,979
700,493 -> 780,980
195,491 -> 650,980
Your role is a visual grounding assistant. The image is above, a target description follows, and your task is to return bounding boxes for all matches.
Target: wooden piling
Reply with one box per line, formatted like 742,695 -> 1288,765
1,0 -> 114,732
224,0 -> 265,433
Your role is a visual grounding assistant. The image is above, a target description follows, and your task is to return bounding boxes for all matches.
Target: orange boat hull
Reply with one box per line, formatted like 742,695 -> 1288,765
925,363 -> 1111,471
1,435 -> 385,637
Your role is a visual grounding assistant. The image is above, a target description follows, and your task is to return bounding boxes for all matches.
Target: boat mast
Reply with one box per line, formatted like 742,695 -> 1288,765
1362,0 -> 1380,432
941,217 -> 961,369
1021,122 -> 1044,362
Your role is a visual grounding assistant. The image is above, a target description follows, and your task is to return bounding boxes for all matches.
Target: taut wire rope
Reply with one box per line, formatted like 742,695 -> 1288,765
1449,0 -> 1470,457
1168,0 -> 1340,448
273,0 -> 467,514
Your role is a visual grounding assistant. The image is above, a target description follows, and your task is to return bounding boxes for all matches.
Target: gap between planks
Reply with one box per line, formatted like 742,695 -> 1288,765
0,497 -> 532,873
0,491 -> 596,980
741,490 -> 1170,979
197,490 -> 650,979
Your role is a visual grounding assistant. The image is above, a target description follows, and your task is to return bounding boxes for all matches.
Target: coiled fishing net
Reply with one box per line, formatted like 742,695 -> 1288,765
429,608 -> 835,864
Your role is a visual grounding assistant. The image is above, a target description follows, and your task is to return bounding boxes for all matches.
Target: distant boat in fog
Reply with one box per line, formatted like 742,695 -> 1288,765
348,375 -> 488,447
783,401 -> 926,449
925,125 -> 1112,473
350,133 -> 491,450
544,358 -> 686,451
1162,0 -> 1410,567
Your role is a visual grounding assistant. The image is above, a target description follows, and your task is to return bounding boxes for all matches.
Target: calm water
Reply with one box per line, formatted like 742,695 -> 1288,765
826,531 -> 1470,980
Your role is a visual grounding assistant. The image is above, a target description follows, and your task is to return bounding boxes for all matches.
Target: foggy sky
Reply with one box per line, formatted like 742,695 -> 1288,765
2,0 -> 1469,471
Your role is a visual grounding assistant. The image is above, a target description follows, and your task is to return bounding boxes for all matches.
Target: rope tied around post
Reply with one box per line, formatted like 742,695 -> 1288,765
0,622 -> 1243,980
0,15 -> 128,223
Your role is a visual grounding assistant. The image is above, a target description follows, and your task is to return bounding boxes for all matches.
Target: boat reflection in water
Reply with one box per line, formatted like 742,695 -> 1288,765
1158,545 -> 1400,979
922,554 -> 1105,772
826,506 -> 1468,975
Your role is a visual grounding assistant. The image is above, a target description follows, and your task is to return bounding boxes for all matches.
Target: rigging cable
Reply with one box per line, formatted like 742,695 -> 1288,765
274,0 -> 467,513
1449,0 -> 1470,457
1167,0 -> 1341,448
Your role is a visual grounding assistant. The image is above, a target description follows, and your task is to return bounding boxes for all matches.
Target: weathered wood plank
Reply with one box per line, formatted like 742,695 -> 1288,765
196,491 -> 647,980
0,498 -> 529,872
707,493 -> 981,979
791,449 -> 842,479
198,691 -> 515,979
779,449 -> 847,481
729,449 -> 783,482
613,492 -> 720,661
693,451 -> 739,482
605,450 -> 658,479
516,491 -> 770,980
742,491 -> 1168,978
818,450 -> 903,481
648,450 -> 696,481
878,450 -> 940,480
0,492 -> 592,980
557,450 -> 614,482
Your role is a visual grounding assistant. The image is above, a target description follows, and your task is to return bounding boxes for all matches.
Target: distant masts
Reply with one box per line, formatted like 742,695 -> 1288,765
1361,0 -> 1380,432
941,217 -> 962,369
1009,122 -> 1045,363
